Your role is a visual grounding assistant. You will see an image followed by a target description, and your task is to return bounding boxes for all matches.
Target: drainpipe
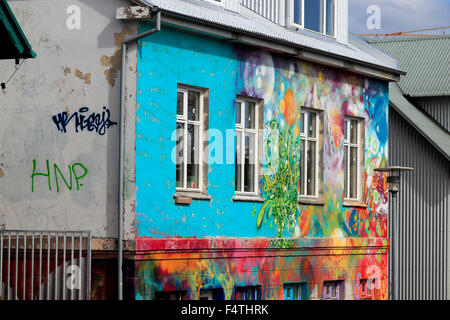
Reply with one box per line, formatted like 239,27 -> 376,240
118,7 -> 161,300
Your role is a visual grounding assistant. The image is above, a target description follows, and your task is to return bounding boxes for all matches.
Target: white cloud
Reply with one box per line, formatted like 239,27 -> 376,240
349,0 -> 450,35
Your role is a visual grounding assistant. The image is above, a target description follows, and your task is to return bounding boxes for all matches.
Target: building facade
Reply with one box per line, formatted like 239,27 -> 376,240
121,0 -> 402,300
0,0 -> 403,300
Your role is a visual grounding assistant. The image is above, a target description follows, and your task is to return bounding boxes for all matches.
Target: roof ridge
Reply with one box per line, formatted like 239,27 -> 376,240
367,34 -> 450,43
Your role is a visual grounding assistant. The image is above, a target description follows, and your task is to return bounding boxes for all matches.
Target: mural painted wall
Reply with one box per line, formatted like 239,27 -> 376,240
135,26 -> 389,240
131,25 -> 390,300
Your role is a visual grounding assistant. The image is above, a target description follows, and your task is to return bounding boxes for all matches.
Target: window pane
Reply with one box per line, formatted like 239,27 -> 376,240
188,91 -> 200,121
344,120 -> 348,141
350,146 -> 358,198
344,146 -> 348,198
293,0 -> 302,25
245,101 -> 256,129
177,92 -> 184,116
307,141 -> 316,196
176,123 -> 185,188
351,120 -> 358,144
300,140 -> 306,196
244,133 -> 256,192
300,112 -> 305,134
235,131 -> 242,192
325,0 -> 335,36
187,124 -> 200,189
235,101 -> 241,124
304,0 -> 323,33
308,112 -> 317,138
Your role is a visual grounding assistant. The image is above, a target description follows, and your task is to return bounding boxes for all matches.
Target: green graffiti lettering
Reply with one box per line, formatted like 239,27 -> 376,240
31,159 -> 51,192
31,160 -> 88,192
72,163 -> 88,191
54,163 -> 73,192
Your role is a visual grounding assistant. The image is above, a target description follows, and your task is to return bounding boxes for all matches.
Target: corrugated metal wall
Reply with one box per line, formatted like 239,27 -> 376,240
413,97 -> 450,132
241,0 -> 281,24
389,107 -> 450,300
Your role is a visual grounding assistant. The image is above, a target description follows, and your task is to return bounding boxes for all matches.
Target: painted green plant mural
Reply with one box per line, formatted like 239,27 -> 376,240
257,114 -> 301,237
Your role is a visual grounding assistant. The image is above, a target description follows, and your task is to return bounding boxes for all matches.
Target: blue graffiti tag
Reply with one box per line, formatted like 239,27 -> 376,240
52,106 -> 117,135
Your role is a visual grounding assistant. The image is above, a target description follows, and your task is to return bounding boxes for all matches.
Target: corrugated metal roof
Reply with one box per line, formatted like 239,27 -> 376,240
368,36 -> 450,97
389,82 -> 450,161
141,0 -> 401,73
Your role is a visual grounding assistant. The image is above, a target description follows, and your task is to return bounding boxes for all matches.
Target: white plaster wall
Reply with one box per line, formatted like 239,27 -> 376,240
0,0 -> 138,237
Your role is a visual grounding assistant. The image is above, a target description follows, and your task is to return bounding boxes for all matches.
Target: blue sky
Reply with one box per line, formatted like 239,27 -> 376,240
349,0 -> 450,35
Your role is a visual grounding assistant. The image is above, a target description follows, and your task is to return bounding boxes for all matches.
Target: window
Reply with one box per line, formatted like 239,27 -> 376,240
176,87 -> 204,191
235,98 -> 260,195
284,283 -> 307,300
343,117 -> 363,201
290,0 -> 336,37
155,291 -> 187,300
322,281 -> 345,300
235,286 -> 262,300
299,110 -> 319,198
359,279 -> 374,300
199,289 -> 224,300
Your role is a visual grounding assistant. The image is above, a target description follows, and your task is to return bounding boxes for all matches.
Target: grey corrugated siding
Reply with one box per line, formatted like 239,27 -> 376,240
413,97 -> 450,132
389,106 -> 450,300
369,36 -> 450,97
241,0 -> 281,24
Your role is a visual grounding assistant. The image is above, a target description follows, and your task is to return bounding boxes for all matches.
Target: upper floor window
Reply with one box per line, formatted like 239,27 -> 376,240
176,87 -> 205,192
299,109 -> 320,198
290,0 -> 336,37
235,98 -> 261,196
343,117 -> 363,201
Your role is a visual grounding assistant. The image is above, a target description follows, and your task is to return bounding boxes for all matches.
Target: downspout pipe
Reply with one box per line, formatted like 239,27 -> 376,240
118,7 -> 161,300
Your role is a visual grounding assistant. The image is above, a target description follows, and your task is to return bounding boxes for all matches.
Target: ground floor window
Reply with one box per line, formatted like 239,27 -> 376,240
235,286 -> 262,300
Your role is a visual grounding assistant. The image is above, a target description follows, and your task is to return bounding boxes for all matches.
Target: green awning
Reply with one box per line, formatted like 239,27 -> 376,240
0,0 -> 36,60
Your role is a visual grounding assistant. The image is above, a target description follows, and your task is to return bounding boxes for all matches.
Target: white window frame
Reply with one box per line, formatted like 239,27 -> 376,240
343,117 -> 362,201
289,0 -> 337,38
176,87 -> 204,192
235,98 -> 260,197
299,109 -> 320,199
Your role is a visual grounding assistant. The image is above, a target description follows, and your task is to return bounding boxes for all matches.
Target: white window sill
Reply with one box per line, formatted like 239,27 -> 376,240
173,192 -> 212,201
232,195 -> 265,203
298,198 -> 325,206
343,201 -> 368,208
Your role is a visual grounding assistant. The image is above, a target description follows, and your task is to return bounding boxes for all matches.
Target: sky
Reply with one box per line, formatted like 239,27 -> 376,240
349,0 -> 450,36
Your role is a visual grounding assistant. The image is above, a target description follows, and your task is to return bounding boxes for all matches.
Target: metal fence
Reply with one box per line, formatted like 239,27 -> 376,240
0,230 -> 91,300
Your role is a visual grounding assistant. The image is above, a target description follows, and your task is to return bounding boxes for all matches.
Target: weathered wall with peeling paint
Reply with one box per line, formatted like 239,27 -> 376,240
0,0 -> 137,237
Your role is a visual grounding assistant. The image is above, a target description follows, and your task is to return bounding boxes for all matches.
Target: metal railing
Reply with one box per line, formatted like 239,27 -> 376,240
0,230 -> 91,300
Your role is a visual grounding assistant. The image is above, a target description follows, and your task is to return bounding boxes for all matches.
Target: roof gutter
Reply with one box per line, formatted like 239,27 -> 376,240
158,11 -> 405,82
118,4 -> 161,300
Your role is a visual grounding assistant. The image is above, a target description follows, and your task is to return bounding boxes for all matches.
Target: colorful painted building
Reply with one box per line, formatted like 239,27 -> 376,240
120,0 -> 404,300
0,0 -> 404,300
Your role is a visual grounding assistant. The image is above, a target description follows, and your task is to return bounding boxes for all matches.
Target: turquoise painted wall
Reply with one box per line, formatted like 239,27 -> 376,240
135,25 -> 390,239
